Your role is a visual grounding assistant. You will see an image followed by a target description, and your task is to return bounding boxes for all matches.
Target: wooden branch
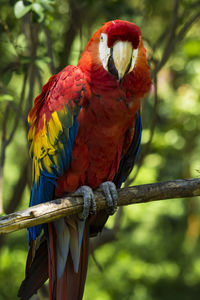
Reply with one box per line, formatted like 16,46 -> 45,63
0,178 -> 200,235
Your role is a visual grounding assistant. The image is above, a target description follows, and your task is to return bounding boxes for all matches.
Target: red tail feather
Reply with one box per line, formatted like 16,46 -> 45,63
48,222 -> 89,300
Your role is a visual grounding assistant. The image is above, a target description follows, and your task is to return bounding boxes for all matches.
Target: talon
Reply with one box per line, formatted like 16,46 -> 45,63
74,185 -> 96,220
100,181 -> 118,215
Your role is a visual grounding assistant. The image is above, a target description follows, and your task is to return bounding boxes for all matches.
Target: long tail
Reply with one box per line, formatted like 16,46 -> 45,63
18,219 -> 89,300
48,218 -> 89,300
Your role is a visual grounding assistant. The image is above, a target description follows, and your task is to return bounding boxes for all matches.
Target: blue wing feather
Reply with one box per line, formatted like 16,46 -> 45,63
113,111 -> 142,187
29,115 -> 79,242
27,66 -> 88,243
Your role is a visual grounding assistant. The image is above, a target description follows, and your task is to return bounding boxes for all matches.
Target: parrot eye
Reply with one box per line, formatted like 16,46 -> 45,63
99,33 -> 110,71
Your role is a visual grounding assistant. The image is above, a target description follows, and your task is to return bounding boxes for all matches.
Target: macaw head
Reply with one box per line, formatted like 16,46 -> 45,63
98,20 -> 141,82
78,19 -> 150,89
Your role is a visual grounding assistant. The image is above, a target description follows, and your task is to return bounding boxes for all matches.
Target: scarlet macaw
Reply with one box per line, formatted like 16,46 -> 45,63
18,20 -> 151,300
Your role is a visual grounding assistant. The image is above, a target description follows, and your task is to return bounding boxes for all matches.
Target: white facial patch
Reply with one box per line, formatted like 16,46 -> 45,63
99,33 -> 110,71
99,32 -> 139,76
130,48 -> 138,73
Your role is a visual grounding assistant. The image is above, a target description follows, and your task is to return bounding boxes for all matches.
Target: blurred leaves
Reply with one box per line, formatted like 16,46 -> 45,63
14,1 -> 32,19
14,0 -> 55,22
2,71 -> 13,86
0,94 -> 14,102
184,39 -> 200,57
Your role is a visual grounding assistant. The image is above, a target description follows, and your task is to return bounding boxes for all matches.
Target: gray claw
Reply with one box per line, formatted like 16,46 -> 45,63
100,181 -> 118,215
74,185 -> 96,220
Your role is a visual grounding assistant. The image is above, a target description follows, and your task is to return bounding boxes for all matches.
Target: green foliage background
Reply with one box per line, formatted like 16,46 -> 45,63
0,0 -> 200,299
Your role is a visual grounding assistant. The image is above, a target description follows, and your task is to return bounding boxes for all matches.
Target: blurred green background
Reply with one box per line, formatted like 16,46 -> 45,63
0,0 -> 200,299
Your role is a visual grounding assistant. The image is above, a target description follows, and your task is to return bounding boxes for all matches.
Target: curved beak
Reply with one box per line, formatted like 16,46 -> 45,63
112,41 -> 133,81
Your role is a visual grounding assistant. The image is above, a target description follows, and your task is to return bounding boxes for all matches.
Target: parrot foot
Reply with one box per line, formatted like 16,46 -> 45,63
100,181 -> 118,215
74,186 -> 97,220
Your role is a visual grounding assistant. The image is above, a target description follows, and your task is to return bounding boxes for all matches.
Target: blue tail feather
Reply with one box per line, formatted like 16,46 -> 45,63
54,219 -> 70,278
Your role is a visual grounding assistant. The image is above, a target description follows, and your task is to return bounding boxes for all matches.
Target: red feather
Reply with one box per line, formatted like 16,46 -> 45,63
48,222 -> 89,300
19,19 -> 151,300
105,20 -> 141,48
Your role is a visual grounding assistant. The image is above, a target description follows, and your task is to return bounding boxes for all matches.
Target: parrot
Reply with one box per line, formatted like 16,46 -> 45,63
18,19 -> 151,300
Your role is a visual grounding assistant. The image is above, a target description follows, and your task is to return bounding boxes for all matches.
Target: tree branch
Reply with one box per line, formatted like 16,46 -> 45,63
44,26 -> 56,74
57,0 -> 83,70
0,178 -> 199,234
153,10 -> 200,76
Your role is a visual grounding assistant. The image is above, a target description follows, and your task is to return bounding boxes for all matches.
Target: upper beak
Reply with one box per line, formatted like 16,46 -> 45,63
112,41 -> 133,81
